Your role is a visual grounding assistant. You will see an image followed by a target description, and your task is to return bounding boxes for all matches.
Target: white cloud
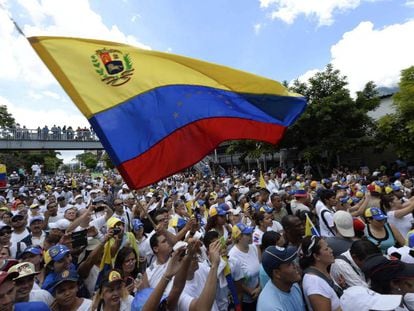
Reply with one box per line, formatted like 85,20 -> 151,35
254,23 -> 262,34
1,94 -> 89,128
330,20 -> 414,94
131,13 -> 140,23
294,68 -> 320,85
259,0 -> 373,26
0,0 -> 150,89
42,90 -> 60,99
406,0 -> 414,7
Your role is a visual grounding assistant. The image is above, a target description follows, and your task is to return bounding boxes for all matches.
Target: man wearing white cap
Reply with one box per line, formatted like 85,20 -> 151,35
326,211 -> 355,257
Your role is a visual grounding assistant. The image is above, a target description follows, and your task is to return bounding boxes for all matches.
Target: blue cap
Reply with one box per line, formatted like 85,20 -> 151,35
364,207 -> 387,221
218,202 -> 230,212
394,172 -> 402,178
21,245 -> 42,256
339,196 -> 351,204
50,269 -> 79,295
132,219 -> 144,231
232,222 -> 254,239
337,185 -> 349,190
197,199 -> 205,207
48,244 -> 70,262
252,203 -> 261,211
262,246 -> 298,277
392,184 -> 401,191
294,189 -> 308,197
260,205 -> 274,213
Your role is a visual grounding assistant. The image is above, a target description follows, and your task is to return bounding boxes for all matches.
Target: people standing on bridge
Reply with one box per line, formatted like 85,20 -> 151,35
42,126 -> 49,140
67,126 -> 74,140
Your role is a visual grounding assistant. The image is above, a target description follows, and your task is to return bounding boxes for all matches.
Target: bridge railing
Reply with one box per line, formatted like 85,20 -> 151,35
0,127 -> 100,142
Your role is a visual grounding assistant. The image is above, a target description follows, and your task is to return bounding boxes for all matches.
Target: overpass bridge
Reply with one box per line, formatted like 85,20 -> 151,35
0,127 -> 103,150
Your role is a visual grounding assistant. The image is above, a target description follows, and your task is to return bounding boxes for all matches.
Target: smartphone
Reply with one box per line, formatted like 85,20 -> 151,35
219,236 -> 226,248
113,227 -> 122,235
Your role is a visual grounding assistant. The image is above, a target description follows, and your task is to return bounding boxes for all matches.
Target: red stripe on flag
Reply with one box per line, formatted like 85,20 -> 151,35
118,117 -> 286,189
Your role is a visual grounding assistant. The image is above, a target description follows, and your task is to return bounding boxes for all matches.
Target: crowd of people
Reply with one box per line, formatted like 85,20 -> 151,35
0,165 -> 413,310
0,124 -> 98,141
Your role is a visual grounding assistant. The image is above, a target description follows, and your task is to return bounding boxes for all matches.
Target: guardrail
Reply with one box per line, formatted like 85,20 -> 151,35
0,128 -> 100,141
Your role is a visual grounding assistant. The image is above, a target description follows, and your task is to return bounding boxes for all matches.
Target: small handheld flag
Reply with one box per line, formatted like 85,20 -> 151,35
305,213 -> 320,237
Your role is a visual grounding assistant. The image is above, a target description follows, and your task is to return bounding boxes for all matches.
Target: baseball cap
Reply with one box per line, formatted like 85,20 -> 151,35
387,246 -> 414,264
259,205 -> 274,213
50,270 -> 79,294
353,218 -> 366,233
293,189 -> 308,198
362,254 -> 414,280
74,195 -> 83,200
0,271 -> 19,285
262,246 -> 298,278
20,245 -> 42,257
49,219 -> 71,231
367,183 -> 382,194
209,205 -> 227,217
364,207 -> 387,221
333,211 -> 355,238
47,244 -> 70,263
29,203 -> 39,209
132,219 -> 144,232
107,216 -> 124,229
340,286 -> 402,311
29,216 -> 44,225
232,222 -> 254,239
100,270 -> 123,288
310,180 -> 318,188
8,262 -> 39,280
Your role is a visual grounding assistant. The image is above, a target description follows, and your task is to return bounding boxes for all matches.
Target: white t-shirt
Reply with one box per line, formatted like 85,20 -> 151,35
11,229 -> 30,244
177,261 -> 219,311
84,265 -> 100,297
146,258 -> 173,294
302,273 -> 341,311
269,220 -> 283,233
387,210 -> 413,237
228,244 -> 260,303
316,201 -> 335,237
77,298 -> 92,311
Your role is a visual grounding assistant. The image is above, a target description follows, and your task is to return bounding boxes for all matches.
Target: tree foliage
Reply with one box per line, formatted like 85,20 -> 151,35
283,64 -> 380,169
76,152 -> 98,170
0,151 -> 62,174
376,66 -> 414,160
0,105 -> 15,128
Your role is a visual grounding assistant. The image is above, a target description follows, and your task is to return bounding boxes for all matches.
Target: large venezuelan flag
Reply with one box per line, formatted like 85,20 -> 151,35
29,37 -> 307,189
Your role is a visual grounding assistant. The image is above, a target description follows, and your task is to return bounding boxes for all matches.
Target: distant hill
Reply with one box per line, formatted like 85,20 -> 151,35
377,86 -> 399,97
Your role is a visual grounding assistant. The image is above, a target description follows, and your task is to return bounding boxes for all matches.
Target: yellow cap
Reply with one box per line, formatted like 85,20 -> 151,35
106,217 -> 124,229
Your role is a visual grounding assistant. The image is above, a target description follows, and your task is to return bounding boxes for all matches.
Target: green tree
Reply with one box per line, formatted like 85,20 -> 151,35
376,66 -> 414,159
76,152 -> 98,170
102,152 -> 115,169
0,105 -> 15,127
284,64 -> 380,174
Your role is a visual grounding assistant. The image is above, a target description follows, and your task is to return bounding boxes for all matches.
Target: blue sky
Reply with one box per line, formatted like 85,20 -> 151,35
0,0 -> 413,162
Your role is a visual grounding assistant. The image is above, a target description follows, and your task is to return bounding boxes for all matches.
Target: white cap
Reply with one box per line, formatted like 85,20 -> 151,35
122,184 -> 129,190
49,219 -> 71,230
387,246 -> 414,264
74,195 -> 83,200
333,211 -> 355,238
340,286 -> 402,311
